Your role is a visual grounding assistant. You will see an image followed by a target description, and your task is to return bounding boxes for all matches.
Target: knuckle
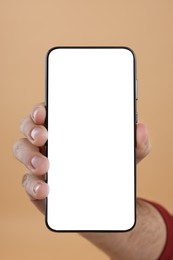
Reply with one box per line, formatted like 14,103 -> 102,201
146,145 -> 152,156
13,139 -> 24,158
13,138 -> 34,166
20,117 -> 32,137
19,116 -> 26,132
143,142 -> 152,158
22,173 -> 30,187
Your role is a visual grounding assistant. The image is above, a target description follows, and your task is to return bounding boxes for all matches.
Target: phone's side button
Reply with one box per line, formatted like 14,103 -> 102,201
136,112 -> 138,123
136,79 -> 138,100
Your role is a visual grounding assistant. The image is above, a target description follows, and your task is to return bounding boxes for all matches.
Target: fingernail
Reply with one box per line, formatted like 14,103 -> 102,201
33,183 -> 41,194
31,128 -> 40,140
31,156 -> 44,169
31,106 -> 41,120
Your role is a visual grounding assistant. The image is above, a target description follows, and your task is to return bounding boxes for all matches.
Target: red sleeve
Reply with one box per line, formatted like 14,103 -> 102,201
146,200 -> 173,260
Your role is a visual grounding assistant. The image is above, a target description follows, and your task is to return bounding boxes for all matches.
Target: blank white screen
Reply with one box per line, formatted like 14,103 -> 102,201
46,47 -> 136,231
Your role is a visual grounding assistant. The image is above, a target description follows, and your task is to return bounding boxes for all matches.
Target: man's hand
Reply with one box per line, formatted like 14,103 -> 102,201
13,103 -> 151,214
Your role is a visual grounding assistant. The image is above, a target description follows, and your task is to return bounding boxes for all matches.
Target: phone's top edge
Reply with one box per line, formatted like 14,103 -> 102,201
46,46 -> 136,60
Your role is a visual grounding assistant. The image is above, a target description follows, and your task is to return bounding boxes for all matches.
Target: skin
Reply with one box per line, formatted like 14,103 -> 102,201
13,104 -> 166,260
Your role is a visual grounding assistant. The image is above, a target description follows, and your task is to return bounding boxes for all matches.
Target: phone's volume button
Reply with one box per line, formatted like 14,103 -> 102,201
136,112 -> 138,123
135,79 -> 138,100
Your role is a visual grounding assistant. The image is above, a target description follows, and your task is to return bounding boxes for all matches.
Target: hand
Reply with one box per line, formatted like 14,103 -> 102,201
13,103 -> 151,214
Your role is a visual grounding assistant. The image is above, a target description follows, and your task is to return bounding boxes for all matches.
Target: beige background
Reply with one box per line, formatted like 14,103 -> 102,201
1,0 -> 173,259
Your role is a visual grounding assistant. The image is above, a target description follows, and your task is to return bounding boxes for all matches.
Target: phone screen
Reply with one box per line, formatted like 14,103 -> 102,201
46,47 -> 136,231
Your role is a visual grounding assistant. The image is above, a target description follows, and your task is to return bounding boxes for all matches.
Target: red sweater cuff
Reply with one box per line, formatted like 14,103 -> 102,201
144,200 -> 173,259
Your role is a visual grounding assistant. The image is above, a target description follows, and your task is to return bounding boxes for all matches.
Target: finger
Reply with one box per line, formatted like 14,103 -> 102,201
31,103 -> 46,125
22,173 -> 49,215
20,116 -> 48,147
13,138 -> 49,176
136,123 -> 151,164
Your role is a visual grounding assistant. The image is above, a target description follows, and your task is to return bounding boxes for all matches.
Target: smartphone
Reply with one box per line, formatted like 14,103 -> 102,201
46,47 -> 137,232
